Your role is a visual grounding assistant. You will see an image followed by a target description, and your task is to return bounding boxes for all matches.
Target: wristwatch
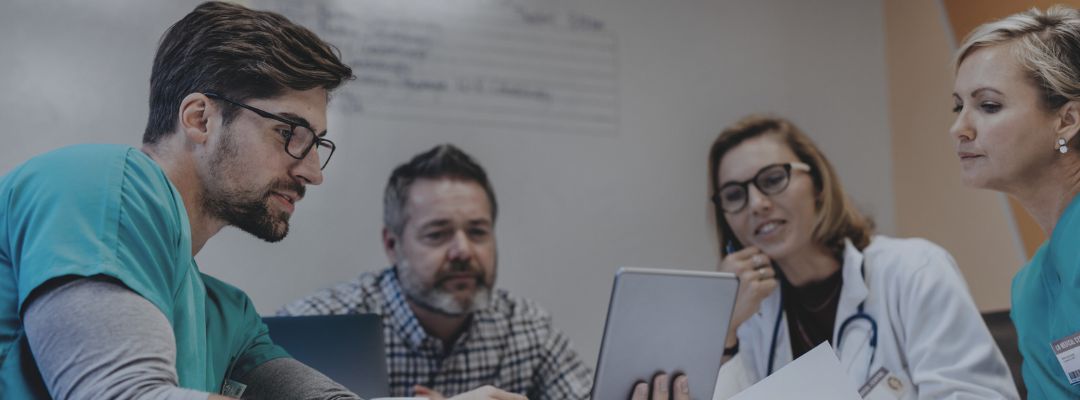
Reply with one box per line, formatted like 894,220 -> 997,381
723,339 -> 739,356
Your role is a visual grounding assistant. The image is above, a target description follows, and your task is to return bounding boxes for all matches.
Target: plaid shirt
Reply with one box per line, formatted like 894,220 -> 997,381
278,267 -> 593,399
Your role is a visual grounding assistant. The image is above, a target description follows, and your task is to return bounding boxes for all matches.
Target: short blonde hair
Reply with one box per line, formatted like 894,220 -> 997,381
956,6 -> 1080,113
708,115 -> 873,259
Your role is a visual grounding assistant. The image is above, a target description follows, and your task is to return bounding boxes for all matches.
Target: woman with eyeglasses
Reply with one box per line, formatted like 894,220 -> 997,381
951,6 -> 1080,398
708,115 -> 1017,399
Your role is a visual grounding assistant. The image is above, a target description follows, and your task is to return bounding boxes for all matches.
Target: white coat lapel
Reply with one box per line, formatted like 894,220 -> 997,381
834,239 -> 872,377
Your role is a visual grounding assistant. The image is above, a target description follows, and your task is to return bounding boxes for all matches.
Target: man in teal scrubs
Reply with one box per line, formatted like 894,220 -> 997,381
0,2 -> 362,398
0,1 -> 693,398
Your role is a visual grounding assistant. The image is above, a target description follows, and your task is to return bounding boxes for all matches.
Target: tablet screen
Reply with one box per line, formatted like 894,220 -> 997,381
591,267 -> 738,399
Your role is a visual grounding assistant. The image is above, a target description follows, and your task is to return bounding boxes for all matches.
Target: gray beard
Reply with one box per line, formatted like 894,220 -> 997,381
396,263 -> 492,317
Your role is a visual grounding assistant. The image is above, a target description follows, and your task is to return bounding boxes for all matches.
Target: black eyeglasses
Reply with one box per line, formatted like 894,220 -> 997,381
203,92 -> 336,170
712,162 -> 812,213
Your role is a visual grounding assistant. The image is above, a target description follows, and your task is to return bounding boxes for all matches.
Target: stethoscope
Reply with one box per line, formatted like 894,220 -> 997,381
765,260 -> 878,381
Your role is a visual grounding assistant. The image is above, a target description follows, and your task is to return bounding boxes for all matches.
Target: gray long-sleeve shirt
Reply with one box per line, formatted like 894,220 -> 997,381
24,277 -> 361,399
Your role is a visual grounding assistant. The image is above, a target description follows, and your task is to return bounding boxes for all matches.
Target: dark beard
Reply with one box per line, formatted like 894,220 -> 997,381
201,127 -> 303,243
205,192 -> 289,242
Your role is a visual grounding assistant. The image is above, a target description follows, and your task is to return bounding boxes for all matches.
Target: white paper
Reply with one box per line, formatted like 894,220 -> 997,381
729,343 -> 862,400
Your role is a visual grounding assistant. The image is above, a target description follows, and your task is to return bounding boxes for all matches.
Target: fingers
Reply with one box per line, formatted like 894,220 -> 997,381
415,385 -> 446,400
750,253 -> 768,268
726,246 -> 759,259
626,375 -> 690,400
634,374 -> 688,400
719,247 -> 755,272
454,385 -> 528,400
630,381 -> 648,400
757,277 -> 778,295
745,267 -> 778,302
720,247 -> 771,274
736,262 -> 774,286
672,375 -> 690,400
651,374 -> 669,400
480,385 -> 528,400
727,248 -> 778,330
753,264 -> 775,280
491,390 -> 528,400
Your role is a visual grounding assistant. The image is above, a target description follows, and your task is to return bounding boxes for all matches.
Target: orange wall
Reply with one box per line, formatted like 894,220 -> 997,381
886,0 -> 1024,311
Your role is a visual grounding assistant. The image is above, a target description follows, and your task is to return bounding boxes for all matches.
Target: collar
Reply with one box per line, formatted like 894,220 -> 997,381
758,238 -> 869,319
1048,193 -> 1080,280
381,267 -> 485,356
836,238 -> 869,315
380,267 -> 437,351
753,238 -> 873,372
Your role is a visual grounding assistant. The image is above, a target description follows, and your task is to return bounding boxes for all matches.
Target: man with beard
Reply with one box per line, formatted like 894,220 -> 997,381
0,2 -> 383,399
279,144 -> 601,400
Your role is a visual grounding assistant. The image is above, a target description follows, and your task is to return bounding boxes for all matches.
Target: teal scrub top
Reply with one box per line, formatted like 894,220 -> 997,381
1013,193 -> 1080,398
0,144 -> 288,398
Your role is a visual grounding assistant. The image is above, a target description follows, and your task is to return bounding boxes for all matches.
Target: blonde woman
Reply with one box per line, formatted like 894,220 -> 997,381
952,6 -> 1080,398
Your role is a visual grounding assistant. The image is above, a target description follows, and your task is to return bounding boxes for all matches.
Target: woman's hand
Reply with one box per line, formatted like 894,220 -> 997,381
630,374 -> 689,400
718,246 -> 777,348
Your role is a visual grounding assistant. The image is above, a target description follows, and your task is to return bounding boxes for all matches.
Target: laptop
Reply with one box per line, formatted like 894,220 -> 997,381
591,267 -> 739,399
263,314 -> 390,398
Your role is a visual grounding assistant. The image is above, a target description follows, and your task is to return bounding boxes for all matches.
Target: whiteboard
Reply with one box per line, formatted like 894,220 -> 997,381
1,0 -> 891,371
262,0 -> 621,136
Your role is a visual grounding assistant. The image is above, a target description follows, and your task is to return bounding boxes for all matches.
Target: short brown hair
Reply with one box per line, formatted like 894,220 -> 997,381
383,144 -> 498,237
708,115 -> 873,258
143,1 -> 354,144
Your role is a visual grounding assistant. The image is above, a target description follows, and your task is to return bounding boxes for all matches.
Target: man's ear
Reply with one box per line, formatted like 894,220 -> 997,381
382,227 -> 400,265
178,93 -> 214,145
1057,100 -> 1080,145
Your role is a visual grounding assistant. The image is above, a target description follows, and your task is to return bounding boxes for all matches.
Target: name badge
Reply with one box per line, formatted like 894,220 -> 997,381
221,379 -> 248,398
1051,331 -> 1080,385
858,367 -> 906,399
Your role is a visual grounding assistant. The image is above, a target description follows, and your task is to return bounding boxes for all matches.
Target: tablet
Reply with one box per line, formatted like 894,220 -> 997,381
591,267 -> 739,399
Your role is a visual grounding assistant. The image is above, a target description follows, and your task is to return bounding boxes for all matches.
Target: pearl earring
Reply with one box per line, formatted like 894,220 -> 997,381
1060,138 -> 1069,154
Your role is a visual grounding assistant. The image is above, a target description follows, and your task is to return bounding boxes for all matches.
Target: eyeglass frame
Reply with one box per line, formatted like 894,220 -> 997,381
711,162 -> 812,214
203,91 -> 336,170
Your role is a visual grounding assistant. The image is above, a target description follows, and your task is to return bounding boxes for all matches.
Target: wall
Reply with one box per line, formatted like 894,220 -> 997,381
885,0 -> 1023,312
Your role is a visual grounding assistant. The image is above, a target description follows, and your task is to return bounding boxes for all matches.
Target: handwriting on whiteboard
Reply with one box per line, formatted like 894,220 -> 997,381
259,0 -> 619,136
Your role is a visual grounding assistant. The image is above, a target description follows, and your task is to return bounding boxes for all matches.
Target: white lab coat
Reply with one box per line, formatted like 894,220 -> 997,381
712,236 -> 1018,399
